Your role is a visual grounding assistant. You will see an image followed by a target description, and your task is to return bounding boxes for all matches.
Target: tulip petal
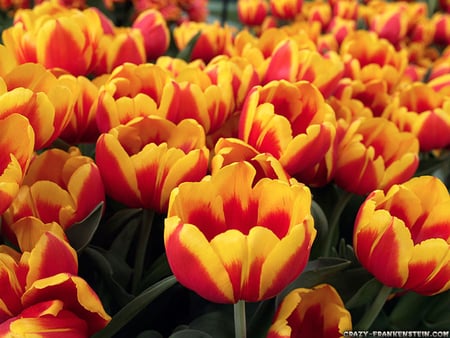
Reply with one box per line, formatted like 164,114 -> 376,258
164,217 -> 235,303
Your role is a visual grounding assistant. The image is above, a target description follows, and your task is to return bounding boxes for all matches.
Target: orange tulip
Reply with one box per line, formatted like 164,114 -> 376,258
164,162 -> 316,303
2,147 -> 105,237
239,80 -> 337,186
383,82 -> 450,151
334,117 -> 419,195
132,8 -> 170,61
95,116 -> 209,213
267,284 -> 352,338
269,0 -> 302,20
2,4 -> 103,76
0,231 -> 110,336
354,175 -> 450,295
1,63 -> 75,149
237,0 -> 269,26
0,114 -> 35,215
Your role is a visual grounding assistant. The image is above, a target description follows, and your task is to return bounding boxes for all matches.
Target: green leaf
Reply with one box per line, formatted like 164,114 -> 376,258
422,290 -> 450,329
389,292 -> 430,329
277,257 -> 351,306
139,253 -> 172,291
137,330 -> 164,338
247,299 -> 276,338
176,31 -> 202,61
66,202 -> 104,252
189,311 -> 234,338
169,329 -> 213,338
345,278 -> 383,309
92,275 -> 178,338
310,200 -> 329,259
82,246 -> 134,308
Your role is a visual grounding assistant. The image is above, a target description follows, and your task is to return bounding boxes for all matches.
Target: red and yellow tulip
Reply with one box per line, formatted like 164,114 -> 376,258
0,231 -> 111,336
383,82 -> 450,151
164,162 -> 316,303
0,114 -> 35,215
132,8 -> 170,61
269,0 -> 302,20
94,62 -> 171,133
1,63 -> 75,149
95,115 -> 209,213
239,79 -> 337,186
2,3 -> 103,76
267,284 -> 352,338
2,147 -> 105,236
237,0 -> 269,27
354,175 -> 450,295
334,117 -> 419,195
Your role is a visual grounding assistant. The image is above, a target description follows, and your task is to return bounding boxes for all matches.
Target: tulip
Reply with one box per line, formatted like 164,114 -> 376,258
0,231 -> 111,336
0,44 -> 18,78
1,63 -> 75,149
269,0 -> 302,20
132,8 -> 170,61
58,74 -> 101,144
95,116 -> 209,213
331,0 -> 358,20
164,162 -> 316,303
334,117 -> 419,195
239,80 -> 337,187
368,4 -> 409,46
340,30 -> 408,93
267,284 -> 352,338
383,82 -> 450,151
2,147 -> 105,235
354,175 -> 450,295
211,137 -> 291,182
160,67 -> 235,134
2,5 -> 103,76
0,114 -> 35,215
94,62 -> 172,133
173,21 -> 234,63
303,1 -> 331,28
94,27 -> 146,75
237,0 -> 269,26
326,17 -> 356,45
432,13 -> 450,45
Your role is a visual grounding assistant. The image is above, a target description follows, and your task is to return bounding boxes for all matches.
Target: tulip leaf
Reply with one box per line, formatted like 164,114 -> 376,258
247,299 -> 276,338
66,202 -> 104,252
389,292 -> 432,329
92,275 -> 178,338
276,257 -> 351,306
82,246 -> 134,308
169,329 -> 213,338
138,253 -> 172,292
188,311 -> 234,338
422,290 -> 450,329
137,330 -> 164,338
176,31 -> 202,62
345,277 -> 383,309
310,200 -> 329,259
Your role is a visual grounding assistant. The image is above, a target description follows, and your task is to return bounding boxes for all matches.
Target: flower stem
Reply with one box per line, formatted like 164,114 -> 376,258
356,284 -> 393,330
321,190 -> 353,257
132,208 -> 155,294
234,300 -> 247,338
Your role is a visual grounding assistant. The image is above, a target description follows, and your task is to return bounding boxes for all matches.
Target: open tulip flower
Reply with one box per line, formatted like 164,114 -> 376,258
0,114 -> 35,215
164,162 -> 316,303
383,82 -> 450,151
0,231 -> 111,336
267,284 -> 352,338
94,62 -> 172,133
2,3 -> 104,76
1,63 -> 76,149
334,117 -> 419,195
96,115 -> 209,213
2,147 -> 105,238
239,79 -> 337,186
354,175 -> 450,296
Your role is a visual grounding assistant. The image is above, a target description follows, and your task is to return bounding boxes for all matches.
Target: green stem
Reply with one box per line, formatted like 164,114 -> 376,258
132,208 -> 155,294
234,300 -> 247,338
356,284 -> 393,330
321,190 -> 353,257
